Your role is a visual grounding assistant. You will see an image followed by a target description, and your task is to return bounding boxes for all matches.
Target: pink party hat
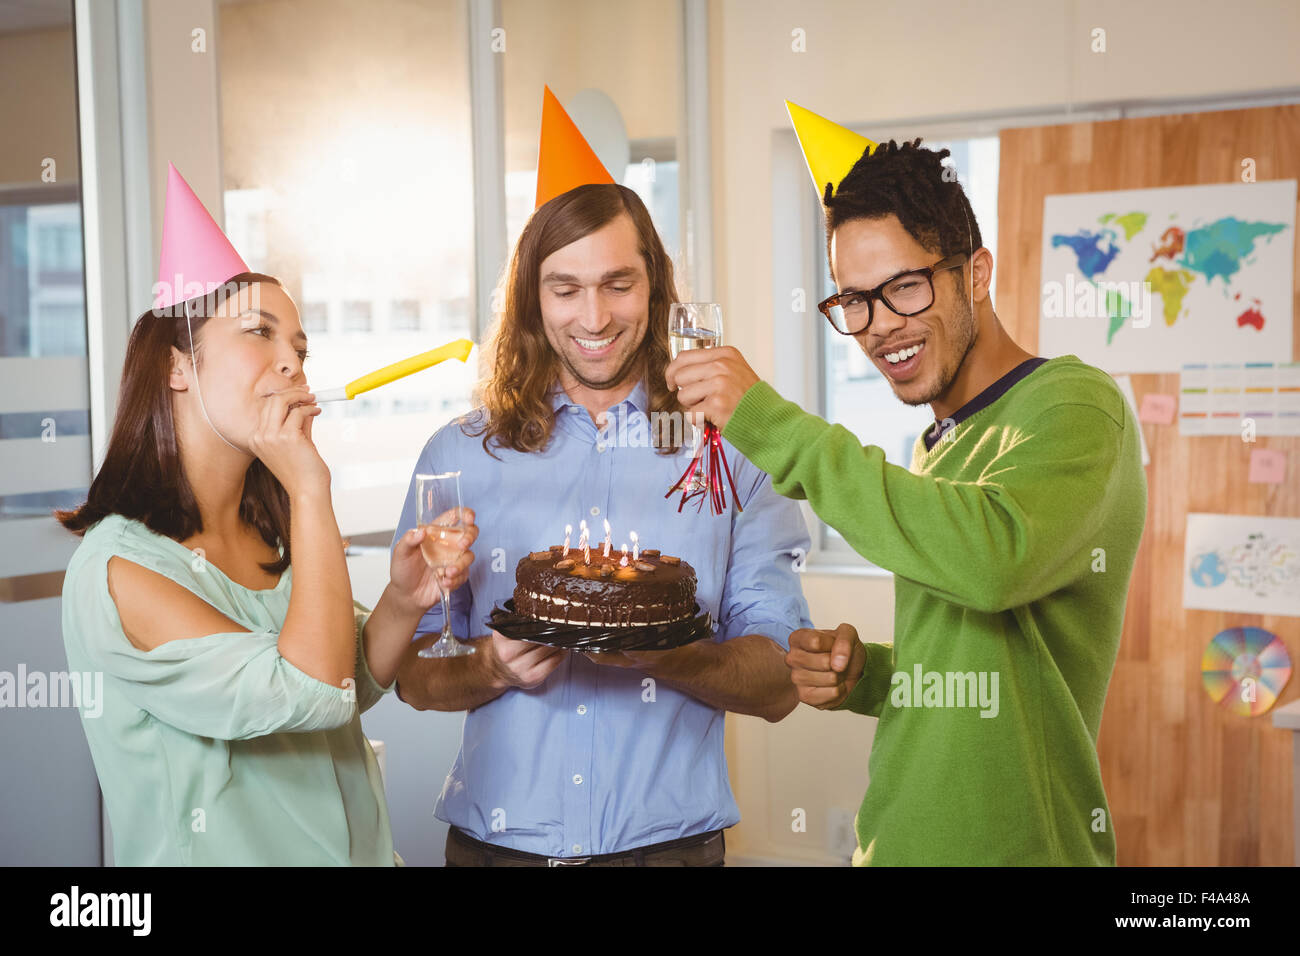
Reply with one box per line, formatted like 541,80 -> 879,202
155,162 -> 249,309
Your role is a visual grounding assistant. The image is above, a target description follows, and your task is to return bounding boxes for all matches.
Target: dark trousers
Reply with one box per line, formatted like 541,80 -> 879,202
444,825 -> 726,866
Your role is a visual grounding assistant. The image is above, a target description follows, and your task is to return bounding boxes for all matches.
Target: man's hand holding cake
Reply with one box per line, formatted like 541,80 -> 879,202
408,628 -> 566,693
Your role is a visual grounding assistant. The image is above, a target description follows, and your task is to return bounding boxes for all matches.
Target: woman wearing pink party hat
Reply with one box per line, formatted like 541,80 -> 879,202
56,164 -> 467,865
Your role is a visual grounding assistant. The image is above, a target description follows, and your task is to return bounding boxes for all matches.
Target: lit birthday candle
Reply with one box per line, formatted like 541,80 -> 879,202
620,543 -> 629,567
579,521 -> 590,565
603,518 -> 612,558
630,530 -> 639,561
563,523 -> 572,556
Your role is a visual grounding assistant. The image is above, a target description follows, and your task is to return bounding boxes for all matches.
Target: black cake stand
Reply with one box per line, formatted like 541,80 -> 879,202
487,601 -> 713,653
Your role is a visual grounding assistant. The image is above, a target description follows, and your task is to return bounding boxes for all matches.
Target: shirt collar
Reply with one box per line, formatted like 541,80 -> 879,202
550,378 -> 651,416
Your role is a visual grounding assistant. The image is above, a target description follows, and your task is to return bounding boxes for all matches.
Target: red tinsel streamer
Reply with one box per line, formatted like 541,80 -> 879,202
666,423 -> 743,515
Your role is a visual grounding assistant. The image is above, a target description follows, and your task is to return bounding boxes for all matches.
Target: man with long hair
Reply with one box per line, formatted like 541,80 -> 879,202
668,129 -> 1147,865
392,181 -> 812,866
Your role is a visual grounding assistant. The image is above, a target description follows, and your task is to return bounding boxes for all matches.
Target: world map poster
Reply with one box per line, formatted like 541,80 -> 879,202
1039,181 -> 1295,373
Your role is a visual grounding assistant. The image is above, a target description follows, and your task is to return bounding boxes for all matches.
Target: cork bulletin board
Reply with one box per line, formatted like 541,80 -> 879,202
996,105 -> 1300,865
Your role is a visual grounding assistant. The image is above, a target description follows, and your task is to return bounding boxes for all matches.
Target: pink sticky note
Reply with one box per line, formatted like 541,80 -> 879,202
1139,393 -> 1177,425
1248,449 -> 1286,484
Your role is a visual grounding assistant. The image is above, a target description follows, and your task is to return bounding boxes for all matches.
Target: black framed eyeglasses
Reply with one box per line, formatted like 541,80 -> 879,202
817,253 -> 968,335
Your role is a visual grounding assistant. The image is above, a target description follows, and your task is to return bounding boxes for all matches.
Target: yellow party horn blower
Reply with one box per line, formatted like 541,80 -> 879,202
312,338 -> 474,403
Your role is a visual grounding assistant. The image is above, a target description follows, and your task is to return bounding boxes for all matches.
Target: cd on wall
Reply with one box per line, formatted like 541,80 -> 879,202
1201,626 -> 1292,717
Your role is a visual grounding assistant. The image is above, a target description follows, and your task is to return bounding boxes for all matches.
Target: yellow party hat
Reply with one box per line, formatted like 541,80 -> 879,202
786,101 -> 877,202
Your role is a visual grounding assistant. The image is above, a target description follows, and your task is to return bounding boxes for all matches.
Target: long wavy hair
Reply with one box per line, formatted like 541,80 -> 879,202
467,183 -> 684,457
56,273 -> 294,575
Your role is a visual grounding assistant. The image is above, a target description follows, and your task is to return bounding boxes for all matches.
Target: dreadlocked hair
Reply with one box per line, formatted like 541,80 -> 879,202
823,138 -> 982,272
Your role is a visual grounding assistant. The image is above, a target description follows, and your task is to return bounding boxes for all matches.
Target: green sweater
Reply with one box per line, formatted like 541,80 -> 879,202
723,355 -> 1146,865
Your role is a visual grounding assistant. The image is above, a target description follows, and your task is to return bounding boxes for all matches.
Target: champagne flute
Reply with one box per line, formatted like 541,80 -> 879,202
669,302 -> 723,359
665,303 -> 742,514
669,303 -> 722,458
415,471 -> 476,658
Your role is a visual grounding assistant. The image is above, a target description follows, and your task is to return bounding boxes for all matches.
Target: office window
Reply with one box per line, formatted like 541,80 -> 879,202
219,0 -> 475,536
301,301 -> 329,334
437,296 -> 471,338
390,298 -> 420,333
0,193 -> 90,519
391,396 -> 432,416
25,204 -> 85,357
342,300 -> 372,334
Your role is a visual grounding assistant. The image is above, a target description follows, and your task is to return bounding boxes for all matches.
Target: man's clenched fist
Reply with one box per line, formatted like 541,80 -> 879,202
786,623 -> 866,710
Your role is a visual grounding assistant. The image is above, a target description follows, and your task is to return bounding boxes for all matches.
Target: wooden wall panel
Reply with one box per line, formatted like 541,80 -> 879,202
996,105 -> 1300,866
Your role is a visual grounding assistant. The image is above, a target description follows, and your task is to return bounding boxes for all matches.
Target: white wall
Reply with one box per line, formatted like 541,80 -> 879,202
145,0 -> 223,248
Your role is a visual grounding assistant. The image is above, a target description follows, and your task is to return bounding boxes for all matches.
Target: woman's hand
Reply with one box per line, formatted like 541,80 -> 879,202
389,508 -> 478,615
246,385 -> 329,499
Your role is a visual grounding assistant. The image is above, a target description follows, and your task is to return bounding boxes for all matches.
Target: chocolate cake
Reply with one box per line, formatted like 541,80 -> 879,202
513,545 -> 697,627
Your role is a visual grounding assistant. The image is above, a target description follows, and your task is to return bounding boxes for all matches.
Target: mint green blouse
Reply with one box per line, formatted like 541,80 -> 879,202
61,513 -> 396,866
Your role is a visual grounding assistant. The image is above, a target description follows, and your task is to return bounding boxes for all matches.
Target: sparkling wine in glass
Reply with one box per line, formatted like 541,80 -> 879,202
670,303 -> 723,457
669,302 -> 723,359
415,471 -> 475,658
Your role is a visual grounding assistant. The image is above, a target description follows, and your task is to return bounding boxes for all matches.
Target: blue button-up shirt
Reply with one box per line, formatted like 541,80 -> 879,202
391,378 -> 812,857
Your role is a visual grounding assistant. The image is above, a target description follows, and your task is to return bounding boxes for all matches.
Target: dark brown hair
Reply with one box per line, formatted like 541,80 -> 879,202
467,183 -> 684,457
56,273 -> 293,575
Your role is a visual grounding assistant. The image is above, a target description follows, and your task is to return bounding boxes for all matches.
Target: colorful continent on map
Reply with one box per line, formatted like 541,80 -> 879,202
1149,226 -> 1185,262
1051,229 -> 1120,279
1099,211 -> 1149,240
1177,217 -> 1286,284
1144,266 -> 1195,326
1237,306 -> 1265,330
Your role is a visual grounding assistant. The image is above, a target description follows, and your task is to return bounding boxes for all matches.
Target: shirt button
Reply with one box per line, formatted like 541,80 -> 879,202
573,774 -> 583,785
572,843 -> 583,853
596,442 -> 606,452
589,506 -> 600,516
576,704 -> 587,715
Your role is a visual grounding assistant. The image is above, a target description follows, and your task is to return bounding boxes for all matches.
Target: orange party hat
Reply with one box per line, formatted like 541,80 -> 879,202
534,86 -> 615,210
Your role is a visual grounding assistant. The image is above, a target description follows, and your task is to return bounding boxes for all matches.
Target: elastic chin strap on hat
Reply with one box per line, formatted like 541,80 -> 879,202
184,299 -> 245,454
963,200 -> 974,316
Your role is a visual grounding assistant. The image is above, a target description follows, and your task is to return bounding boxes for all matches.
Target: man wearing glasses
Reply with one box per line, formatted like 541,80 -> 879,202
666,127 -> 1147,865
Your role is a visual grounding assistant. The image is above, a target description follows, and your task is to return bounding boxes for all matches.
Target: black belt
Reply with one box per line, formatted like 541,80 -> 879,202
449,824 -> 724,866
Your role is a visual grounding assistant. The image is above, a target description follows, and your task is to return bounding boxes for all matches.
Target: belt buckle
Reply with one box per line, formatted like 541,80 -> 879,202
547,856 -> 591,866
